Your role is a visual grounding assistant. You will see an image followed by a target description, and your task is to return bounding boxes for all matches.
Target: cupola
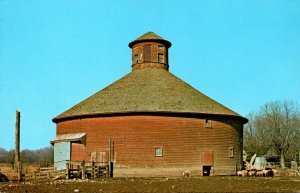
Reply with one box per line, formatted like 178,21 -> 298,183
128,32 -> 172,71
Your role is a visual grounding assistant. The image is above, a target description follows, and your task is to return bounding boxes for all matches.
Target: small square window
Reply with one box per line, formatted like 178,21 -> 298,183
229,147 -> 234,158
155,147 -> 163,157
205,119 -> 212,128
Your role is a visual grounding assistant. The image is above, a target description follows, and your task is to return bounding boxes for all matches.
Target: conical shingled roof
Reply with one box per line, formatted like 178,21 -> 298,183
53,69 -> 247,123
129,31 -> 171,48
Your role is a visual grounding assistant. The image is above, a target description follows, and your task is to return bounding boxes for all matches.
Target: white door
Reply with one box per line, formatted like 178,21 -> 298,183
54,142 -> 71,170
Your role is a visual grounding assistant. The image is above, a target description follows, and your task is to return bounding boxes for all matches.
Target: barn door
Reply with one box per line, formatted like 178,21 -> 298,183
54,142 -> 71,170
202,151 -> 213,165
201,151 -> 213,176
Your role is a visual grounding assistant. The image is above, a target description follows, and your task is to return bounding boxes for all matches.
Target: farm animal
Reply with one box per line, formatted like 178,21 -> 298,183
182,170 -> 191,177
248,170 -> 256,177
262,169 -> 274,177
255,170 -> 264,176
272,169 -> 278,176
237,170 -> 247,176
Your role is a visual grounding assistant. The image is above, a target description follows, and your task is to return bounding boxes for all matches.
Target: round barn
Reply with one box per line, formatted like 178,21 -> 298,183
52,32 -> 248,177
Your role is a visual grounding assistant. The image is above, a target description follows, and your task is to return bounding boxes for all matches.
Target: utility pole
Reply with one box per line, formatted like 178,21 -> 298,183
15,110 -> 21,181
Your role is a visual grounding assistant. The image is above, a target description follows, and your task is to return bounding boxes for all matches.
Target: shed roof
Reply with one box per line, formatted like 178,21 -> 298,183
50,132 -> 86,144
53,69 -> 247,123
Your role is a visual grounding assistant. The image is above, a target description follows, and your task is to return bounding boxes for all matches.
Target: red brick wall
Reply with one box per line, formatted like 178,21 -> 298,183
131,42 -> 169,71
56,115 -> 243,176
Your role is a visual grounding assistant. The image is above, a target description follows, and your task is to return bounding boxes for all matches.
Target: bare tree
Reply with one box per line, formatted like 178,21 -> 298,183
244,101 -> 300,168
0,146 -> 54,166
244,113 -> 272,157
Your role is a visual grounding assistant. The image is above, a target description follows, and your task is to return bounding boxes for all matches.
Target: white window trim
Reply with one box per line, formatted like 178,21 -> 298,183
154,147 -> 163,157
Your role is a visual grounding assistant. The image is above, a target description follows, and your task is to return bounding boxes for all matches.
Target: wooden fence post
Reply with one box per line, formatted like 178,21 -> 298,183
17,162 -> 21,181
108,138 -> 113,178
81,160 -> 86,180
91,161 -> 95,179
15,110 -> 21,181
66,161 -> 70,180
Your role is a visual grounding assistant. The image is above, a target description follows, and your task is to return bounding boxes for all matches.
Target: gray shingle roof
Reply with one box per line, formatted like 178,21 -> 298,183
53,69 -> 247,123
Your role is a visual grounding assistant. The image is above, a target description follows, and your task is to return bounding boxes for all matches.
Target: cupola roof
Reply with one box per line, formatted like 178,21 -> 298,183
128,31 -> 171,48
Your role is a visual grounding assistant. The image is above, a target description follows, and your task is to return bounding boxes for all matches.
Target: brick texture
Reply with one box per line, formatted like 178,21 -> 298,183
131,42 -> 169,71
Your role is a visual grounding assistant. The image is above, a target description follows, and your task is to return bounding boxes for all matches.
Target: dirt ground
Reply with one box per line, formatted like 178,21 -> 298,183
0,176 -> 300,193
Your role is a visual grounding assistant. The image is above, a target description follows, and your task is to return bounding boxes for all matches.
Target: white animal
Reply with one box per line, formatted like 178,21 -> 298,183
262,169 -> 272,177
248,170 -> 256,177
272,169 -> 278,176
237,170 -> 247,177
182,170 -> 191,177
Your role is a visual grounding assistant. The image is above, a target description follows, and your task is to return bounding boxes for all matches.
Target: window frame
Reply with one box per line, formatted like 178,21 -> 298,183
154,147 -> 163,157
133,54 -> 138,64
158,45 -> 164,51
229,147 -> 234,158
158,53 -> 164,63
205,119 -> 212,128
143,44 -> 152,62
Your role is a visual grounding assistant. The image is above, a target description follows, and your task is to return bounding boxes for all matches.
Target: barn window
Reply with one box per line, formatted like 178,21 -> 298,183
158,53 -> 164,63
144,44 -> 152,62
155,147 -> 163,157
205,119 -> 212,128
133,54 -> 138,64
158,45 -> 164,51
229,147 -> 234,158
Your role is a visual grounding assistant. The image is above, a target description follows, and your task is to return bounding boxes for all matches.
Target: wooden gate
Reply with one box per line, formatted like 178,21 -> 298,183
90,151 -> 108,166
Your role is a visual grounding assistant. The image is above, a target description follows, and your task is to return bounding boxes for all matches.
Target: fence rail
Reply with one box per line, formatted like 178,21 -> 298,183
65,160 -> 109,180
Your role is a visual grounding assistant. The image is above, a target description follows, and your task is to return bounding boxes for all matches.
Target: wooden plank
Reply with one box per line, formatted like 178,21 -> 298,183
57,116 -> 243,176
65,160 -> 82,166
108,138 -> 112,178
81,160 -> 86,180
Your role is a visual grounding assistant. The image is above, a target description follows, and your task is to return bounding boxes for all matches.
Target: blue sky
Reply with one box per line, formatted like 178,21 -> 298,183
0,0 -> 299,150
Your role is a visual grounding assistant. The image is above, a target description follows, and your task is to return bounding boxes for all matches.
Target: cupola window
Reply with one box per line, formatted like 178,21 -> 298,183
133,54 -> 138,64
158,53 -> 164,63
143,44 -> 152,62
158,45 -> 164,51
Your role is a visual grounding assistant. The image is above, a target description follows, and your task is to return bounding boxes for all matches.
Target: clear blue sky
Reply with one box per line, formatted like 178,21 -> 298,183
0,0 -> 299,150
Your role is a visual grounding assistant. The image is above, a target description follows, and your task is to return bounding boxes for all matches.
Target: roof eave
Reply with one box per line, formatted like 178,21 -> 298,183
52,111 -> 248,124
128,39 -> 172,48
